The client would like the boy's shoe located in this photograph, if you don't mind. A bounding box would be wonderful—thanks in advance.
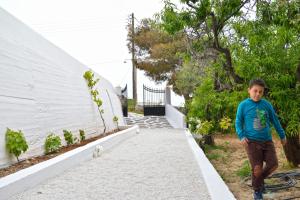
[253,190,263,200]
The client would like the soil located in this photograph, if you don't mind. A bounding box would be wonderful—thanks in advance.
[0,129,119,178]
[204,134,300,200]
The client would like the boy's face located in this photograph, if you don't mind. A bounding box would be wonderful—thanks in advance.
[248,84,264,102]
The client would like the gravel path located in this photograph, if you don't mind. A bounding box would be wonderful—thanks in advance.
[9,128,211,200]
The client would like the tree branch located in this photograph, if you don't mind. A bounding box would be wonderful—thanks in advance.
[186,1,198,10]
[218,0,250,32]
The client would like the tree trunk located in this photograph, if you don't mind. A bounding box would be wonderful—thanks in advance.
[203,134,215,146]
[210,12,244,84]
[283,135,300,167]
[296,61,300,82]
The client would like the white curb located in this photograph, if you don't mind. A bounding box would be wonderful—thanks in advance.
[0,125,139,200]
[184,129,236,200]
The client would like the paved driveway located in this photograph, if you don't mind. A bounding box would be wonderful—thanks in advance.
[10,128,211,200]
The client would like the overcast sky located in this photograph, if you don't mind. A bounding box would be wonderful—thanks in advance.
[0,0,184,105]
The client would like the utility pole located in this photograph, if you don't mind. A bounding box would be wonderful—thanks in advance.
[131,13,137,103]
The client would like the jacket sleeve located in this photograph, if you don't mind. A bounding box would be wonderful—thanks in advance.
[268,102,286,139]
[235,102,245,140]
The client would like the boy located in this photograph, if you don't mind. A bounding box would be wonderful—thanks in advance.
[235,78,286,200]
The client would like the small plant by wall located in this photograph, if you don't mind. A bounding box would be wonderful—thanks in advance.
[5,128,28,162]
[113,116,119,130]
[79,129,85,142]
[63,130,74,145]
[44,133,61,154]
[83,70,106,133]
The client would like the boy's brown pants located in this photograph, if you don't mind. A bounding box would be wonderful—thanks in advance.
[245,140,278,191]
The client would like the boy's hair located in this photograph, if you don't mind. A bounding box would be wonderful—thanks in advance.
[249,78,267,89]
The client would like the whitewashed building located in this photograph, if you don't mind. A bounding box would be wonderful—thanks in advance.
[0,7,125,167]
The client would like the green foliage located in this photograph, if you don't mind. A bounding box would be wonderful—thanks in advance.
[79,130,85,142]
[207,152,222,160]
[127,99,143,114]
[45,133,61,154]
[83,70,106,133]
[231,1,300,138]
[173,60,204,100]
[219,116,233,133]
[113,116,120,130]
[187,117,200,133]
[160,3,183,35]
[5,128,28,162]
[187,78,247,132]
[236,160,251,178]
[128,99,136,112]
[83,70,99,88]
[196,120,213,135]
[159,0,300,164]
[113,116,118,123]
[63,130,74,145]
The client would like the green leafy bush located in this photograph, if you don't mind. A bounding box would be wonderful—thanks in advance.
[63,130,74,145]
[5,128,28,162]
[187,78,247,132]
[45,133,61,154]
[219,116,233,133]
[187,117,200,133]
[196,120,213,135]
[79,129,85,142]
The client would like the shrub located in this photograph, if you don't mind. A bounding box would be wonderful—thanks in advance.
[63,130,74,145]
[45,133,61,154]
[187,117,200,133]
[113,116,119,130]
[196,120,213,135]
[79,129,85,142]
[5,128,28,162]
[219,116,233,133]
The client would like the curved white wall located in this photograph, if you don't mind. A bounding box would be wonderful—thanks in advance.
[0,7,125,167]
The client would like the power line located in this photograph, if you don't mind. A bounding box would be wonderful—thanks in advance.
[87,59,130,66]
[28,16,130,33]
[31,22,128,34]
[118,66,131,86]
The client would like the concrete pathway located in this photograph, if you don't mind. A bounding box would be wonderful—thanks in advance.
[9,128,211,200]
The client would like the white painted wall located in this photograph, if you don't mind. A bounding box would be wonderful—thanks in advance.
[165,104,186,129]
[0,7,125,167]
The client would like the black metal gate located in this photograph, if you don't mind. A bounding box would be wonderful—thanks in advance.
[121,84,128,117]
[143,85,165,116]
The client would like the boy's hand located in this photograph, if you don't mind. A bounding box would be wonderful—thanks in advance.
[281,138,287,146]
[241,138,249,146]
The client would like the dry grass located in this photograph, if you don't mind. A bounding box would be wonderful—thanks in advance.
[203,134,300,200]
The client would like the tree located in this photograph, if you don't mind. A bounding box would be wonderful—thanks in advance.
[232,0,300,166]
[127,18,186,82]
[127,17,217,101]
[161,0,300,165]
[171,60,204,100]
[161,0,247,89]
